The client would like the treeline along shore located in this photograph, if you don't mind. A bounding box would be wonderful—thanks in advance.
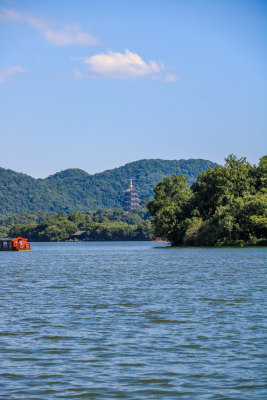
[1,208,152,242]
[0,155,266,246]
[148,155,267,247]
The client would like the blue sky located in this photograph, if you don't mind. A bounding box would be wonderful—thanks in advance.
[0,0,266,178]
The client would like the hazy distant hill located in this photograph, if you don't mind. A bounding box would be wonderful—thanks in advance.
[0,159,216,216]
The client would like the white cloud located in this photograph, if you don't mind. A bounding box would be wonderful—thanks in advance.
[72,69,83,79]
[165,74,178,82]
[71,50,179,82]
[0,8,47,29]
[74,49,163,79]
[44,24,98,46]
[0,65,25,83]
[0,8,98,46]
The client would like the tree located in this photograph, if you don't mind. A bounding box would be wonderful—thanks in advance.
[147,175,192,245]
[148,155,267,246]
[191,155,255,220]
[7,210,153,241]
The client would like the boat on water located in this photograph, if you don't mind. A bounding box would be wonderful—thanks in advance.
[154,237,168,242]
[0,237,31,251]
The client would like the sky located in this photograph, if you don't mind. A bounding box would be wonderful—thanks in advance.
[0,0,266,178]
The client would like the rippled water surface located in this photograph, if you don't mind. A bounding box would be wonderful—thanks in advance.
[0,242,266,399]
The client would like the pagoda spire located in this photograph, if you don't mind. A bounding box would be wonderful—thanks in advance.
[123,178,140,211]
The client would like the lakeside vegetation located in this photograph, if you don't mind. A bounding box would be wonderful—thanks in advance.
[1,155,266,246]
[3,208,152,242]
[148,155,267,247]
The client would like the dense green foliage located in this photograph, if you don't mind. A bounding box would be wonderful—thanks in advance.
[148,155,267,246]
[6,208,153,242]
[0,159,216,216]
[147,175,191,244]
[0,211,56,237]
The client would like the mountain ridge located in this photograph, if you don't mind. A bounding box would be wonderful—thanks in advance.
[0,158,216,216]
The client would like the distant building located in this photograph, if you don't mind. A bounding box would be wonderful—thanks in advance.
[123,179,140,211]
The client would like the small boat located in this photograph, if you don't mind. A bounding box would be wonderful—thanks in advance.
[0,237,31,251]
[154,237,168,242]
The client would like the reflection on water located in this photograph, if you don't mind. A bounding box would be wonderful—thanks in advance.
[0,242,266,399]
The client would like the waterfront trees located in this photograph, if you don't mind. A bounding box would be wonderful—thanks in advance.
[6,207,153,242]
[3,155,266,246]
[147,175,192,245]
[148,155,267,246]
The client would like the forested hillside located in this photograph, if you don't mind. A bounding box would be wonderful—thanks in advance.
[0,159,216,216]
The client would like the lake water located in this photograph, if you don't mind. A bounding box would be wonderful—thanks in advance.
[0,242,266,399]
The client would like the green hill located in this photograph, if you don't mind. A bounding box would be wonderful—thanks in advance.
[0,159,216,216]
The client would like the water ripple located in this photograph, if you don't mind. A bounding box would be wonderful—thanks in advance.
[0,242,266,399]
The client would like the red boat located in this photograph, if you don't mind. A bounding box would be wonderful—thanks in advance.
[154,237,168,242]
[0,237,31,251]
